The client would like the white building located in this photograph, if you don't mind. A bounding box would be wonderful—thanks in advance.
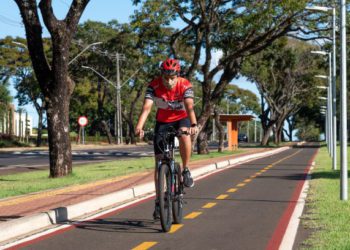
[0,104,33,137]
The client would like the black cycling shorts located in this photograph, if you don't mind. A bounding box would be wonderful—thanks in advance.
[153,117,190,155]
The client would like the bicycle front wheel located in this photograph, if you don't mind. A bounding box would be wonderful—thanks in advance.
[172,163,183,224]
[158,163,172,232]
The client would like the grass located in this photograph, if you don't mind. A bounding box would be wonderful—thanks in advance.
[301,146,350,249]
[0,149,245,199]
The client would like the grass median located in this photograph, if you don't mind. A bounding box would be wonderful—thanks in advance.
[302,145,350,249]
[0,149,248,199]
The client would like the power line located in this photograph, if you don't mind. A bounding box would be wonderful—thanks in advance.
[0,14,23,27]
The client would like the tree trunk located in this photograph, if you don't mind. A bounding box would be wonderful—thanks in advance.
[100,120,113,144]
[214,108,224,152]
[36,108,44,147]
[261,125,274,146]
[197,129,210,154]
[47,93,72,177]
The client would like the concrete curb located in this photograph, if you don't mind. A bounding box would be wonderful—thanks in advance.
[0,146,289,245]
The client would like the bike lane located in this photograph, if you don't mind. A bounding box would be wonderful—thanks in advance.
[9,147,317,250]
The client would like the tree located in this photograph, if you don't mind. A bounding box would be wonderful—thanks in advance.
[133,0,319,153]
[242,38,323,145]
[0,37,47,146]
[14,0,90,177]
[70,20,170,144]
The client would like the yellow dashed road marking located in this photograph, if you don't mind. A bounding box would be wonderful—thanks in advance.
[261,169,267,173]
[185,212,202,219]
[202,202,217,208]
[227,188,238,193]
[169,224,183,233]
[216,194,229,200]
[132,241,157,250]
[237,183,246,187]
[243,179,252,183]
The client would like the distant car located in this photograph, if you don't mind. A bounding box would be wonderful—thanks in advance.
[238,134,248,142]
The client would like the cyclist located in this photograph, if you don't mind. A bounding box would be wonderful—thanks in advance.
[135,58,198,219]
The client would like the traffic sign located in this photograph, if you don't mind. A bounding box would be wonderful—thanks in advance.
[78,116,88,127]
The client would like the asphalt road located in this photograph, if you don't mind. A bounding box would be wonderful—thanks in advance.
[0,145,154,175]
[13,146,317,250]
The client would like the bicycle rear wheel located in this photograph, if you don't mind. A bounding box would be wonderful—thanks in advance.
[172,163,183,224]
[158,163,172,232]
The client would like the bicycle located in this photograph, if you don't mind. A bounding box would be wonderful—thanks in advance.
[156,126,187,232]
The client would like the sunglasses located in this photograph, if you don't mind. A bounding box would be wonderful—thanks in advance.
[161,69,178,76]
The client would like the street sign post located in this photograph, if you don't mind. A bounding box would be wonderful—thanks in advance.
[78,116,88,145]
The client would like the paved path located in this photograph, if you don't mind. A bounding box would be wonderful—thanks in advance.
[1,146,317,250]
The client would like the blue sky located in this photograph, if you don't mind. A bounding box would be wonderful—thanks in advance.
[0,0,259,126]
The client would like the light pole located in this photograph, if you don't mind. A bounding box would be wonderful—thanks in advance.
[68,42,102,65]
[313,52,334,161]
[340,0,348,201]
[307,5,338,171]
[316,72,333,157]
[82,65,122,144]
[319,96,329,149]
[13,41,103,65]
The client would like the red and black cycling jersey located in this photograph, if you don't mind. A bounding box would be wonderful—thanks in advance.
[145,76,194,123]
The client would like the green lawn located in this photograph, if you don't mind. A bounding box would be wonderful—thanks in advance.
[302,145,350,249]
[0,149,245,199]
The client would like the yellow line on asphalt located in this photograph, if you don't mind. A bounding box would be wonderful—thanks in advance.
[169,224,183,233]
[261,169,267,172]
[132,241,157,250]
[185,212,202,219]
[216,194,229,200]
[227,188,238,193]
[202,202,217,208]
[243,179,252,183]
[0,172,148,208]
[250,175,257,178]
[236,183,246,187]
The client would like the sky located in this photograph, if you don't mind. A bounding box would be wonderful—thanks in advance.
[0,0,259,127]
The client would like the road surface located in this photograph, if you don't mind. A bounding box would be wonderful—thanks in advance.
[11,146,317,250]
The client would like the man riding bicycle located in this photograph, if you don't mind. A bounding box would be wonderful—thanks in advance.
[135,58,198,219]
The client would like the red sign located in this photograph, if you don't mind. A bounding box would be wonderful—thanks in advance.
[78,116,88,127]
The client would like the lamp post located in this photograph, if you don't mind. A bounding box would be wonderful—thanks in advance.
[319,96,329,149]
[82,65,123,144]
[316,71,333,157]
[307,5,338,171]
[68,42,102,65]
[340,0,348,201]
[313,52,334,160]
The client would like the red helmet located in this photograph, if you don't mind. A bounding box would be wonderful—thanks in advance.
[161,58,180,75]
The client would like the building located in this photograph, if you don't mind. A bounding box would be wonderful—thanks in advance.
[0,104,33,137]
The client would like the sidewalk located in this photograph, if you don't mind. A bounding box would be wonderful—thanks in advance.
[0,146,289,246]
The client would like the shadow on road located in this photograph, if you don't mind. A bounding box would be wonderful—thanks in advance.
[71,218,162,234]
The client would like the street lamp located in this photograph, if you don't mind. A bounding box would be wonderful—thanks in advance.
[307,4,346,200]
[340,0,348,201]
[308,6,338,171]
[82,65,123,144]
[313,51,336,166]
[68,42,102,65]
[12,41,103,65]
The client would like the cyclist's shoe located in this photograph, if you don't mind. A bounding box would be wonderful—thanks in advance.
[182,167,194,188]
[153,202,160,220]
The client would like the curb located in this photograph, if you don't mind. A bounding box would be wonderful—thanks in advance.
[0,146,289,245]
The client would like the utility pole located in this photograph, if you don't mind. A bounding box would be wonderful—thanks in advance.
[115,53,125,144]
